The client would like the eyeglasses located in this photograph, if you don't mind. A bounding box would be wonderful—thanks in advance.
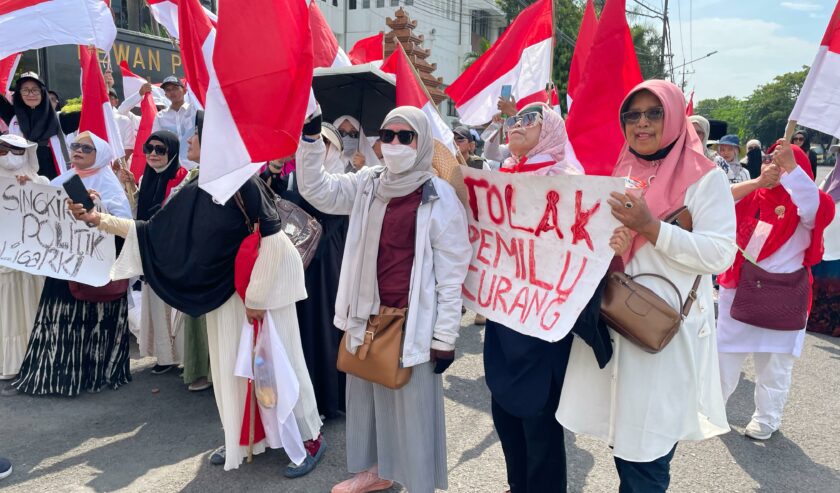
[378,129,417,145]
[143,144,168,155]
[791,137,805,143]
[19,88,41,96]
[0,145,25,156]
[621,107,665,124]
[504,111,542,130]
[339,130,359,139]
[69,143,96,154]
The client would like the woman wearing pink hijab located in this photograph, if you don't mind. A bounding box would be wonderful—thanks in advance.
[556,80,738,492]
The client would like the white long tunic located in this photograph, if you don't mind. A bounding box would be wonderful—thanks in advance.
[717,167,821,357]
[556,168,737,462]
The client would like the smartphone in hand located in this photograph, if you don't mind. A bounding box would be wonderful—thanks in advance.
[500,85,512,101]
[62,174,95,211]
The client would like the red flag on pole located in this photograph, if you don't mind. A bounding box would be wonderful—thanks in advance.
[310,1,350,68]
[177,0,214,107]
[128,93,159,182]
[348,32,385,66]
[565,0,642,176]
[685,90,694,116]
[567,0,599,110]
[0,53,21,94]
[79,45,125,159]
[789,1,840,137]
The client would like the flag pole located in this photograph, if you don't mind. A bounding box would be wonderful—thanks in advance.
[785,120,798,142]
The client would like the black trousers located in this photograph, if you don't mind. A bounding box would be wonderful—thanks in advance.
[491,382,566,493]
[614,445,677,493]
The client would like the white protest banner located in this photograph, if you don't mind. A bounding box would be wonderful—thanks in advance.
[460,168,623,342]
[0,177,115,286]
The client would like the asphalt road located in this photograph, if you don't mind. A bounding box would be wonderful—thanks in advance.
[1,308,838,493]
[1,166,837,492]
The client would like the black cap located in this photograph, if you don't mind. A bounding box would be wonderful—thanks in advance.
[161,75,184,89]
[453,126,475,142]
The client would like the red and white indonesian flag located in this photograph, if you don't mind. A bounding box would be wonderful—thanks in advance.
[1,53,21,94]
[198,0,314,204]
[148,0,217,40]
[129,91,159,182]
[790,1,840,137]
[0,0,116,60]
[119,60,168,106]
[381,43,455,152]
[567,0,598,110]
[565,0,641,176]
[349,32,384,66]
[310,1,350,68]
[445,0,553,125]
[79,45,125,160]
[178,0,214,107]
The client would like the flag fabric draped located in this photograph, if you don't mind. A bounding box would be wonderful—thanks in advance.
[129,92,159,182]
[565,0,642,176]
[198,0,314,204]
[445,0,553,126]
[348,32,385,66]
[1,54,21,94]
[686,90,694,116]
[79,45,125,160]
[310,1,350,68]
[567,0,598,110]
[178,0,215,108]
[789,1,840,137]
[0,0,116,60]
[119,61,168,106]
[381,43,455,153]
[148,0,217,40]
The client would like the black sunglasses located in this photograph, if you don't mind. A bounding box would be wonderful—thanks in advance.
[339,130,359,139]
[143,143,168,156]
[69,142,96,154]
[621,107,664,124]
[378,129,416,145]
[0,145,26,156]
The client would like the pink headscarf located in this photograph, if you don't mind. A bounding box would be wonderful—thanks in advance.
[503,103,568,170]
[612,80,716,262]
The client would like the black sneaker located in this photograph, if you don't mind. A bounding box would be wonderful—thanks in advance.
[0,457,12,480]
[151,364,177,375]
[209,446,225,466]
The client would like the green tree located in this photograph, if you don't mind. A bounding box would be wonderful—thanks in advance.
[744,67,809,146]
[464,38,492,70]
[696,95,748,140]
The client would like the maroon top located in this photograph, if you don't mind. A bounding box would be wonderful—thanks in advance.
[377,187,423,308]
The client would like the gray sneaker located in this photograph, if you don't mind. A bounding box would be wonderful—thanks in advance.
[209,446,225,465]
[745,419,775,440]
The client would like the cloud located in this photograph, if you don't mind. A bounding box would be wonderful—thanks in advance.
[669,17,816,101]
[780,1,822,12]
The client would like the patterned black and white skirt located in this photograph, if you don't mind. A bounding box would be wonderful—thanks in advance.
[13,278,132,396]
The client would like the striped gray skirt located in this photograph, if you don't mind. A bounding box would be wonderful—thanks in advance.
[345,361,448,492]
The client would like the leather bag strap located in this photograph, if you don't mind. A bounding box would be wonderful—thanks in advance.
[629,272,703,319]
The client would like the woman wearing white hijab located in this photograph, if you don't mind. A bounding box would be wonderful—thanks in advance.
[334,115,366,171]
[0,135,46,380]
[5,132,133,396]
[297,106,472,493]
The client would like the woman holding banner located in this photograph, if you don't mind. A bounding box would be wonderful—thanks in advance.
[556,80,737,492]
[296,106,471,493]
[6,132,132,397]
[0,135,47,382]
[481,102,617,493]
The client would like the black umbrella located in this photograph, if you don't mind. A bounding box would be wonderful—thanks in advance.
[312,64,396,135]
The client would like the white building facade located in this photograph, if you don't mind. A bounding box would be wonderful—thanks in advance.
[316,0,507,117]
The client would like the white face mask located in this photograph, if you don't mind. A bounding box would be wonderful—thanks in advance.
[341,135,359,155]
[381,143,417,174]
[0,153,28,172]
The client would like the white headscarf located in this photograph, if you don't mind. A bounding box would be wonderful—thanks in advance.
[334,115,361,161]
[688,115,716,161]
[343,106,435,353]
[0,134,42,181]
[51,131,132,219]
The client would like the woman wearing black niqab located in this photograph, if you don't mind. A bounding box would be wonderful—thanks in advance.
[0,73,69,179]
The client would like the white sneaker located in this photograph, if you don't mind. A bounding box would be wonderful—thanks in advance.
[745,419,775,440]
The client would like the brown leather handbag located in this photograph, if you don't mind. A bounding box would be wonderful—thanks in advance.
[336,306,412,389]
[599,206,701,353]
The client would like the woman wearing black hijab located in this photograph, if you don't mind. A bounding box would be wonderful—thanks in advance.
[0,73,69,179]
[125,130,188,374]
[791,131,819,179]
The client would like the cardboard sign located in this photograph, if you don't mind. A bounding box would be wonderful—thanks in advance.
[0,177,116,286]
[461,168,623,342]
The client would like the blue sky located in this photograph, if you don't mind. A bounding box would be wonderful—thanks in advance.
[652,0,835,101]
